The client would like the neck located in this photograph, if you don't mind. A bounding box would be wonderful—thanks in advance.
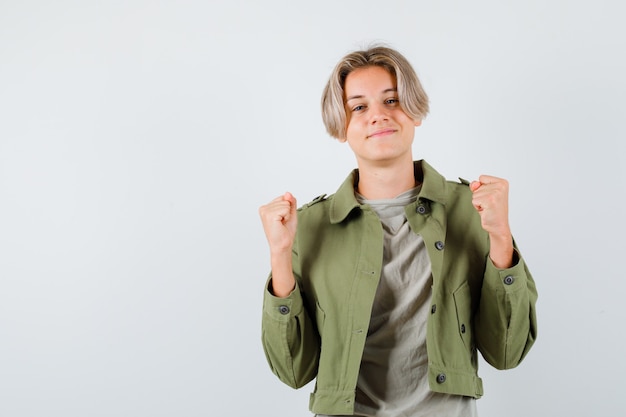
[355,159,417,200]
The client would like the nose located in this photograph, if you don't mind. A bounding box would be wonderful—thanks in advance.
[369,102,389,124]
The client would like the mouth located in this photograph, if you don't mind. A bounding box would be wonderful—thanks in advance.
[367,128,397,139]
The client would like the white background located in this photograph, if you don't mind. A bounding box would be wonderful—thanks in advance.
[1,0,625,416]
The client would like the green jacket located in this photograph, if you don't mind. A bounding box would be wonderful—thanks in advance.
[262,160,538,415]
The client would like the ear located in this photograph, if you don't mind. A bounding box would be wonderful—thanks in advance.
[414,119,422,127]
[337,135,348,143]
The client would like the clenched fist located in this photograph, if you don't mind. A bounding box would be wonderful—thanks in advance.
[259,192,298,254]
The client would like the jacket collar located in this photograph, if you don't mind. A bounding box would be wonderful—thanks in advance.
[329,160,448,224]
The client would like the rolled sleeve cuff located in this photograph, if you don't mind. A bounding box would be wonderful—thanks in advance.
[263,275,304,321]
[484,248,528,293]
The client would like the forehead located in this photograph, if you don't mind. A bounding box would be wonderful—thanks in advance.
[344,66,397,97]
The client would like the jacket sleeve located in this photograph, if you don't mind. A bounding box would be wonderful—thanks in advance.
[261,276,320,389]
[474,247,538,370]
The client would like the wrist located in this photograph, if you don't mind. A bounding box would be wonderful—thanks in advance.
[488,232,514,269]
[269,251,295,298]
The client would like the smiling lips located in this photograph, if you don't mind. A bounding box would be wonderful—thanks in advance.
[367,128,397,139]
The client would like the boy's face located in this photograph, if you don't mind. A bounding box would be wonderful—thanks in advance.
[342,65,421,167]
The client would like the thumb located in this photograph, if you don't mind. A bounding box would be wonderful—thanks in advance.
[469,181,481,192]
[283,192,297,210]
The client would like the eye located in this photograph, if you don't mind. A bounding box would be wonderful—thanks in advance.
[352,104,366,112]
[385,98,399,106]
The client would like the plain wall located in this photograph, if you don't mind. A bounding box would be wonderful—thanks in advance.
[1,0,625,416]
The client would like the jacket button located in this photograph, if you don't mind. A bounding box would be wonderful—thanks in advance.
[431,304,436,314]
[435,241,445,251]
[278,305,290,315]
[416,200,430,214]
[461,324,466,334]
[436,373,446,384]
[503,275,515,285]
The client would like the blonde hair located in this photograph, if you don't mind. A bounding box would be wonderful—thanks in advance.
[321,45,429,140]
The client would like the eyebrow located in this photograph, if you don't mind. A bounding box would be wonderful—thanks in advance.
[346,88,397,102]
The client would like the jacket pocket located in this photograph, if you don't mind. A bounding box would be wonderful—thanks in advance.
[315,301,326,337]
[453,282,474,352]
